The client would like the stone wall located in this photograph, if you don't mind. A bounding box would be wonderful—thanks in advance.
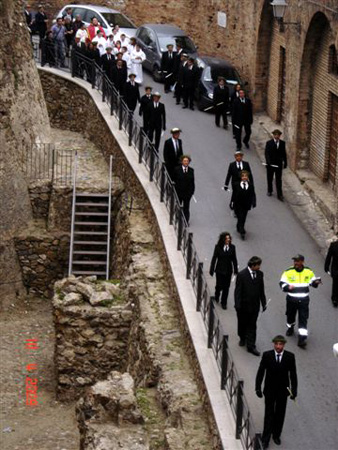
[53,276,132,402]
[0,0,51,304]
[28,181,52,220]
[14,227,69,297]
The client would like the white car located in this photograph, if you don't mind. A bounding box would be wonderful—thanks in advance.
[56,4,136,39]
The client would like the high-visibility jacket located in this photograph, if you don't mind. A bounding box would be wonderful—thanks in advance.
[280,266,318,300]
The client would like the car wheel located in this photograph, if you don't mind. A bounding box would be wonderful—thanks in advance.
[152,65,162,82]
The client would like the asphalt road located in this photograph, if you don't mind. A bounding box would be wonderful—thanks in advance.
[139,71,338,450]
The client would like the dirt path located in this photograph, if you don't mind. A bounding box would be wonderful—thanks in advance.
[0,295,79,450]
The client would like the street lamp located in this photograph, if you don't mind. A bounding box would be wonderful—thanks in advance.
[270,0,301,33]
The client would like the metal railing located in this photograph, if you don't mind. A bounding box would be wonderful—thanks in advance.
[106,155,113,280]
[34,47,263,450]
[68,151,78,277]
[23,143,74,186]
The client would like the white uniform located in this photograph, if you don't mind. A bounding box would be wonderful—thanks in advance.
[130,48,146,84]
[92,36,107,56]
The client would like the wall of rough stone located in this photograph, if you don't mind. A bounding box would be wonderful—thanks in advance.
[0,0,51,304]
[14,228,69,297]
[28,181,52,220]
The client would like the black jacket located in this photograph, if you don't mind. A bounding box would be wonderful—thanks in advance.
[146,102,166,130]
[210,244,238,276]
[182,64,199,89]
[255,350,298,398]
[112,66,127,93]
[213,85,230,109]
[174,166,195,200]
[123,81,140,112]
[139,94,153,117]
[224,161,254,188]
[232,97,253,126]
[161,51,177,74]
[232,181,256,210]
[325,241,338,277]
[101,53,116,80]
[265,139,287,169]
[163,138,183,179]
[234,267,266,313]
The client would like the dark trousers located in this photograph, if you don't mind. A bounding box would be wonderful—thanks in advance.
[215,106,228,127]
[235,123,251,149]
[215,272,231,307]
[164,73,174,92]
[331,275,338,304]
[148,126,161,150]
[234,206,248,234]
[286,298,309,332]
[267,166,283,196]
[178,196,191,224]
[237,310,259,348]
[262,394,288,444]
[183,87,194,108]
[175,83,183,104]
[54,41,65,66]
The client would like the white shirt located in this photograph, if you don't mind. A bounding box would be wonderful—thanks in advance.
[274,351,284,362]
[241,181,248,190]
[248,267,256,280]
[172,138,179,153]
[237,162,243,170]
[223,245,229,252]
[274,139,280,149]
[76,28,88,43]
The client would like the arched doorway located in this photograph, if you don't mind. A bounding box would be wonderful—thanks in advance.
[296,12,333,174]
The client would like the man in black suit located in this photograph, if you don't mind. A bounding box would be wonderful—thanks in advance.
[256,335,298,449]
[325,239,338,307]
[139,86,153,134]
[101,45,115,81]
[146,92,166,150]
[231,170,256,239]
[174,53,188,105]
[224,150,254,199]
[72,36,86,78]
[161,44,177,93]
[174,155,195,224]
[182,57,199,110]
[232,89,253,150]
[235,256,267,355]
[265,129,287,201]
[163,127,183,180]
[213,77,230,129]
[113,59,127,94]
[123,73,140,113]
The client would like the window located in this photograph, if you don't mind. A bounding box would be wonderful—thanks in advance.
[138,28,151,46]
[71,7,87,20]
[101,13,135,29]
[328,45,338,76]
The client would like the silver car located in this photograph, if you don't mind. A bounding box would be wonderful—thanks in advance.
[135,24,198,81]
[56,4,136,38]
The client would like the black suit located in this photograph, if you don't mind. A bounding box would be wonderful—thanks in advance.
[234,267,266,349]
[256,349,298,446]
[232,181,256,235]
[123,81,140,113]
[224,160,254,190]
[232,97,253,149]
[182,64,199,109]
[163,138,183,180]
[173,165,195,223]
[113,65,127,94]
[210,243,238,308]
[146,102,166,150]
[325,241,338,306]
[101,53,115,81]
[175,60,187,104]
[161,51,177,92]
[213,85,230,127]
[139,94,153,133]
[265,139,287,197]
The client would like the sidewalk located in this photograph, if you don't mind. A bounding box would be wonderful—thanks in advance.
[251,112,337,255]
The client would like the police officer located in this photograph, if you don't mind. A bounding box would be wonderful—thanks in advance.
[280,255,321,348]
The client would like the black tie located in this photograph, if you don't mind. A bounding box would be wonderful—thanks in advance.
[252,272,256,280]
[277,354,281,363]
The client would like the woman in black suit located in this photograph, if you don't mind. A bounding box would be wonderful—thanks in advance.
[209,232,238,309]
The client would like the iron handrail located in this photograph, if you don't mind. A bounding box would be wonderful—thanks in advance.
[106,155,113,280]
[68,151,78,276]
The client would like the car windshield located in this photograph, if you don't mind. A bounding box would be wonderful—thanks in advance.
[204,66,240,84]
[101,13,134,28]
[158,36,196,53]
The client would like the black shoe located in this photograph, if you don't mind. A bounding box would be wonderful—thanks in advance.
[223,124,228,129]
[243,141,249,149]
[267,192,272,197]
[333,301,338,307]
[286,327,294,336]
[247,347,260,356]
[216,123,220,127]
[214,297,219,304]
[239,339,246,347]
[221,304,227,310]
[273,437,281,445]
[241,233,245,240]
[182,105,188,109]
[298,336,307,348]
[262,442,269,450]
[176,101,180,105]
[190,106,194,110]
[278,195,284,202]
[164,90,169,93]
